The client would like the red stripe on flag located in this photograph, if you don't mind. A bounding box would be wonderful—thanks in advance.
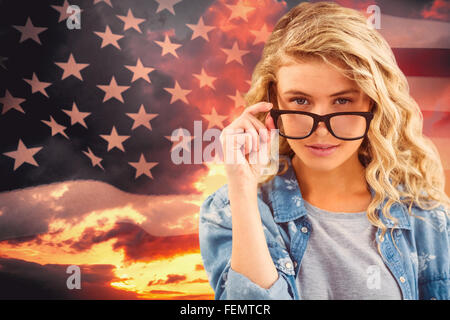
[393,48,450,77]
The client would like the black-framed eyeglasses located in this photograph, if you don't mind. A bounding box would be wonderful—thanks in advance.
[267,82,374,141]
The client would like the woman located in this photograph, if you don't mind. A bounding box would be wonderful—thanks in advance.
[199,1,449,300]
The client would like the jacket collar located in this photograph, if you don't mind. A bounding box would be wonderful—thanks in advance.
[266,155,412,230]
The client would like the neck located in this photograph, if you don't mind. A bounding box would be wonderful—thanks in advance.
[291,153,369,203]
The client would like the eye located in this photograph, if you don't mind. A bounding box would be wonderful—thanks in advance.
[335,98,352,104]
[292,98,309,105]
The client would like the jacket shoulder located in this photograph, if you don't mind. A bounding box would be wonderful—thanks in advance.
[199,184,232,229]
[407,203,449,290]
[408,202,448,234]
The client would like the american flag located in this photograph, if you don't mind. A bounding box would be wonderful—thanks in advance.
[0,0,448,299]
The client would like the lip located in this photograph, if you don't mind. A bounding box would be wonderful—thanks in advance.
[306,144,339,157]
[306,144,339,148]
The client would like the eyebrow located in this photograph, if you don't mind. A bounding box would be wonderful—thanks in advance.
[283,89,360,97]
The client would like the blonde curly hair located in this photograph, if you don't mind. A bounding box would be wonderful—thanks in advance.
[244,1,450,240]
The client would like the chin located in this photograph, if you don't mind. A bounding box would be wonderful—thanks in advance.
[292,147,346,171]
[295,143,361,172]
[303,160,341,172]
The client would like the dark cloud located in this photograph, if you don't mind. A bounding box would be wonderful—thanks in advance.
[0,179,205,242]
[1,220,200,265]
[2,234,41,245]
[165,274,187,284]
[171,293,214,300]
[68,222,199,263]
[0,257,138,299]
[147,274,187,286]
[148,290,184,295]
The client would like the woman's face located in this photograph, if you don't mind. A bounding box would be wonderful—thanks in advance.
[275,57,373,172]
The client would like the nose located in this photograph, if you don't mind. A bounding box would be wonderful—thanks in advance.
[315,121,330,136]
[311,105,332,136]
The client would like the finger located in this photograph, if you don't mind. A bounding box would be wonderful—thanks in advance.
[222,112,268,154]
[221,119,257,156]
[243,121,259,154]
[220,127,242,146]
[222,132,252,164]
[243,132,253,156]
[246,113,269,143]
[226,105,268,133]
[246,113,267,131]
[237,133,253,161]
[222,129,247,150]
[243,101,273,116]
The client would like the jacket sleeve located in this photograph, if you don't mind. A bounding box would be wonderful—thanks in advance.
[198,187,294,300]
[418,205,450,300]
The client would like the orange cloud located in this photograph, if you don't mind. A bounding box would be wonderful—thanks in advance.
[195,264,204,271]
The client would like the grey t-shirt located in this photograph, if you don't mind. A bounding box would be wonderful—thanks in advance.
[296,200,403,300]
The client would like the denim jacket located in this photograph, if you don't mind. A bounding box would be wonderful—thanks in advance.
[199,155,449,300]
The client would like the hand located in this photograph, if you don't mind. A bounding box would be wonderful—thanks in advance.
[219,102,276,189]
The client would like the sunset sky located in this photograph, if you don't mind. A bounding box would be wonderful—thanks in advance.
[0,161,226,299]
[0,0,448,299]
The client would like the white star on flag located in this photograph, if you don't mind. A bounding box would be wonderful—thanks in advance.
[100,126,130,152]
[62,102,91,129]
[51,0,83,23]
[117,8,146,33]
[193,68,217,90]
[225,1,255,22]
[227,89,247,108]
[41,116,69,139]
[23,72,52,98]
[201,107,228,129]
[250,23,272,45]
[128,153,158,179]
[221,41,250,65]
[126,105,159,131]
[0,90,26,115]
[96,76,130,103]
[186,17,215,41]
[13,17,47,45]
[125,58,155,83]
[164,80,191,104]
[82,147,104,170]
[93,0,113,7]
[94,25,124,49]
[3,139,43,171]
[55,53,89,81]
[155,0,182,15]
[154,34,182,58]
